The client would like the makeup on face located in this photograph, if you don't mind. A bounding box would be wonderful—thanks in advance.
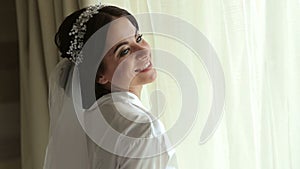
[101,17,157,89]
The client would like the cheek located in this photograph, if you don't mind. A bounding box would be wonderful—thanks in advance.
[110,59,136,83]
[101,57,117,80]
[118,57,138,73]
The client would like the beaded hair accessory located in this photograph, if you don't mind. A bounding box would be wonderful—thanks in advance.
[67,4,105,65]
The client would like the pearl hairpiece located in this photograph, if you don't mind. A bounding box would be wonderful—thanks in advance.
[67,4,105,65]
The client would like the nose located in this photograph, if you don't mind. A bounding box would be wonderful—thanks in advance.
[132,42,148,51]
[132,44,150,61]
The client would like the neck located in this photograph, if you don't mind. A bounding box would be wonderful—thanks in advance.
[109,83,142,99]
[129,85,142,99]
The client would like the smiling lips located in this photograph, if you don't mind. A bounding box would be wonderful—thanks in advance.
[134,61,152,72]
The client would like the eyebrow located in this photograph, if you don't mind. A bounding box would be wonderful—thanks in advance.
[113,41,129,53]
[113,30,138,54]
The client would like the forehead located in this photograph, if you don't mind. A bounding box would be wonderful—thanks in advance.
[105,17,137,50]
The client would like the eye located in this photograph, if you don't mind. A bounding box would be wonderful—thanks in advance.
[136,34,143,43]
[119,48,130,57]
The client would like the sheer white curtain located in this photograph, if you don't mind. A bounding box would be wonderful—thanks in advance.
[102,0,300,169]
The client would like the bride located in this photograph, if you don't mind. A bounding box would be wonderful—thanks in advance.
[43,3,177,169]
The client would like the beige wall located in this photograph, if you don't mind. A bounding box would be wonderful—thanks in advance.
[0,1,21,169]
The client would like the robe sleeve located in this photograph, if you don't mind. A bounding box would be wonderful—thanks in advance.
[95,101,177,169]
[116,122,172,169]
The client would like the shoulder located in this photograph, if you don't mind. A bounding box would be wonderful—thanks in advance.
[99,101,153,138]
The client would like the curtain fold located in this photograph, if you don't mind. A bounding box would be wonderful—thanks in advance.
[15,0,99,169]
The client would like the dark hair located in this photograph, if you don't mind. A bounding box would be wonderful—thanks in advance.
[55,5,139,101]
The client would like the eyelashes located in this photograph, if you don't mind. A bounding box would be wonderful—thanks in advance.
[136,34,143,43]
[119,48,130,57]
[119,34,143,57]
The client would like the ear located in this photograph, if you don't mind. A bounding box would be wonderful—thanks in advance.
[96,75,109,85]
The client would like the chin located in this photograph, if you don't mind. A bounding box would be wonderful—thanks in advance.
[144,68,157,84]
[134,68,157,85]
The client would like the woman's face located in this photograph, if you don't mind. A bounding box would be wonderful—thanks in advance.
[98,17,157,90]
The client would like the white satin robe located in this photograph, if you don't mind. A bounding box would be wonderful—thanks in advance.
[86,91,178,169]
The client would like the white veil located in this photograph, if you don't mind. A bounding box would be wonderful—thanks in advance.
[43,58,90,169]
